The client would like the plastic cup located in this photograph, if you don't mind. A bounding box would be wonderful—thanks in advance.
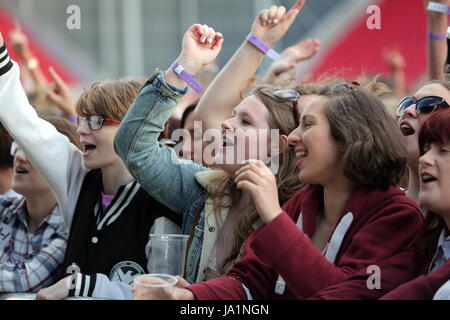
[147,234,189,276]
[133,273,178,300]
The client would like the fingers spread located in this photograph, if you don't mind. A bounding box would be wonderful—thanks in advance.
[48,67,65,88]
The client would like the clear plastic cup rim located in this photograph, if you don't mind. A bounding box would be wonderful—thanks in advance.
[133,274,178,287]
[149,234,190,241]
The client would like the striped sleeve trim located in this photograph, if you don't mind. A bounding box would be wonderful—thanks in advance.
[0,44,12,76]
[68,273,97,297]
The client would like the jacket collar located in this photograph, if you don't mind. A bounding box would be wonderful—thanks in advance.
[194,169,223,192]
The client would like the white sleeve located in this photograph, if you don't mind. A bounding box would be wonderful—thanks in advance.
[433,279,450,300]
[0,58,88,231]
[71,273,133,300]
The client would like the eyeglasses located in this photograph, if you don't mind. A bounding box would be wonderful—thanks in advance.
[77,115,121,131]
[396,96,450,117]
[273,89,301,128]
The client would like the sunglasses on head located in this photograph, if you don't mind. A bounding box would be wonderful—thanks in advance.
[273,89,301,128]
[77,115,121,131]
[396,96,450,117]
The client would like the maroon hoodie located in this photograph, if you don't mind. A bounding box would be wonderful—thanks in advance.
[309,216,449,300]
[186,185,423,300]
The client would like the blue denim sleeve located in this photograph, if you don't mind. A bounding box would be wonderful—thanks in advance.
[114,69,208,216]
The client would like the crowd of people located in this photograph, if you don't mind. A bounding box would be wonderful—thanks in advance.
[0,0,449,300]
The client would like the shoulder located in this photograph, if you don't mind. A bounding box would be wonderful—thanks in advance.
[353,186,423,225]
[0,196,25,220]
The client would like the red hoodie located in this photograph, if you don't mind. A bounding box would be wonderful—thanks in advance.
[309,217,449,300]
[186,185,423,300]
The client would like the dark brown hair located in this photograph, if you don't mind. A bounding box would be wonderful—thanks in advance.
[318,82,407,190]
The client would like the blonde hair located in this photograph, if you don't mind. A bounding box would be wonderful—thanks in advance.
[75,78,145,121]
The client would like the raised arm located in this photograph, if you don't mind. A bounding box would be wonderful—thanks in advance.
[46,67,78,122]
[193,0,306,132]
[262,37,320,86]
[9,21,48,90]
[426,0,449,80]
[114,24,223,218]
[0,32,87,230]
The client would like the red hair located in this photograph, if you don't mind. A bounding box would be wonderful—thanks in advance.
[419,108,450,155]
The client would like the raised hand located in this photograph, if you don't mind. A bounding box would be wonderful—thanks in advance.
[177,24,224,75]
[383,49,405,72]
[267,38,320,77]
[46,67,77,118]
[234,160,283,224]
[251,0,306,46]
[9,21,31,60]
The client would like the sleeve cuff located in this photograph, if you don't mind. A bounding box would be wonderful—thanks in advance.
[0,44,13,76]
[68,273,97,297]
[144,68,188,97]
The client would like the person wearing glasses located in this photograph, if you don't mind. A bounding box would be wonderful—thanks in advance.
[0,117,80,293]
[396,81,450,204]
[0,35,181,299]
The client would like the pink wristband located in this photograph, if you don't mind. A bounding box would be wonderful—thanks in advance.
[171,62,204,94]
[246,33,281,60]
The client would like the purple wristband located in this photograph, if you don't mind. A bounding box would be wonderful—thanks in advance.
[171,62,204,94]
[429,32,448,41]
[246,33,281,60]
[67,115,78,124]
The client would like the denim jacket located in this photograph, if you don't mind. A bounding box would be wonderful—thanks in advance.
[114,69,210,283]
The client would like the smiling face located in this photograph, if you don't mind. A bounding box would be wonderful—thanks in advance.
[76,119,123,170]
[287,96,344,186]
[419,142,450,216]
[11,146,52,197]
[398,83,450,166]
[215,95,273,175]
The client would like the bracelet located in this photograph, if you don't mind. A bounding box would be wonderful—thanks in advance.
[427,1,450,14]
[171,61,204,94]
[429,31,448,40]
[246,33,281,60]
[67,115,78,124]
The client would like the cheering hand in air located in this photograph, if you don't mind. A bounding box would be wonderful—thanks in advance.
[251,0,306,47]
